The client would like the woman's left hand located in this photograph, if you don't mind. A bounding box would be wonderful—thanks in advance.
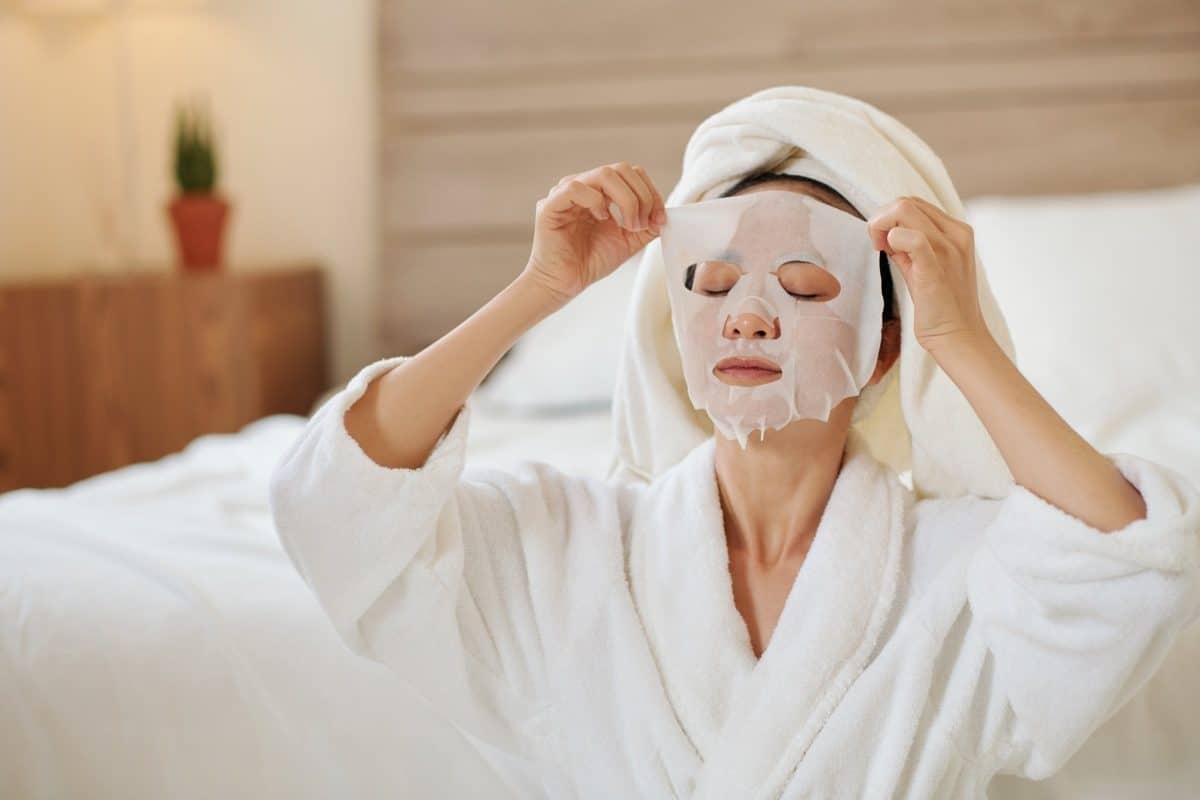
[866,196,992,355]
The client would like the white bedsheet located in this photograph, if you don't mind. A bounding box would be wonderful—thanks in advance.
[0,404,614,799]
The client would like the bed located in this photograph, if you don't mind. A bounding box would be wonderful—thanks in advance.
[2,183,1199,798]
[0,404,614,799]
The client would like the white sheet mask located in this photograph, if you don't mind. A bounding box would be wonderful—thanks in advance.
[660,189,884,448]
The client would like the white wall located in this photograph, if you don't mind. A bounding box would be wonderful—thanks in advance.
[0,0,379,384]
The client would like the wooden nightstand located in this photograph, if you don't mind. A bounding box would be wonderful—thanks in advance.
[0,263,329,491]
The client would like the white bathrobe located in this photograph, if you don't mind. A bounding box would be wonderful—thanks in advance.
[270,356,1200,799]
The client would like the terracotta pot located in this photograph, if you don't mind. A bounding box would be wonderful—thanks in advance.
[167,193,231,270]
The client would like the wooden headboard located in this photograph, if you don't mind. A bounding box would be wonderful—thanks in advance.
[378,1,1200,355]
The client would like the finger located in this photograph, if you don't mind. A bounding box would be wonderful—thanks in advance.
[902,194,979,256]
[867,197,951,258]
[589,165,644,230]
[866,197,933,252]
[905,195,974,257]
[885,226,938,276]
[898,196,952,237]
[545,179,610,222]
[634,165,667,226]
[630,164,666,227]
[901,200,961,264]
[612,162,656,230]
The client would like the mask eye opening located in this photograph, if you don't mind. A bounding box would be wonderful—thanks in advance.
[685,260,742,297]
[773,261,841,302]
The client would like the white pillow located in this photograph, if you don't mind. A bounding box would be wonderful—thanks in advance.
[967,182,1200,800]
[966,182,1200,485]
[473,258,640,415]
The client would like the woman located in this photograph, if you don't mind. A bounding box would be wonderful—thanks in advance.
[270,87,1200,799]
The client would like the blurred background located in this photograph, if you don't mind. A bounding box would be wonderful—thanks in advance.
[2,2,1199,798]
[2,0,1199,489]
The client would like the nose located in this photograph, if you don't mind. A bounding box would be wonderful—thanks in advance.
[723,311,780,340]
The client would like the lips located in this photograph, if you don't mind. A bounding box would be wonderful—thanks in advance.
[715,356,782,373]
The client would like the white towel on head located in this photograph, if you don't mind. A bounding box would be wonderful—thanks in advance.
[607,85,1017,501]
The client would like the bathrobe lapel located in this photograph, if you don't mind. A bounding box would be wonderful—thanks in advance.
[630,427,909,799]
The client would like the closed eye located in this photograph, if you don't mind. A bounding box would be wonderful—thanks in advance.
[686,260,741,296]
[775,261,841,302]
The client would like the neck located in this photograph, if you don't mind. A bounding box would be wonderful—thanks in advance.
[713,397,856,568]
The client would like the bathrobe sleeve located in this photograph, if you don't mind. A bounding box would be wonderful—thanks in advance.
[268,355,561,763]
[964,452,1200,780]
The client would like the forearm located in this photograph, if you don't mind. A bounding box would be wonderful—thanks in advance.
[931,333,1147,533]
[345,270,568,469]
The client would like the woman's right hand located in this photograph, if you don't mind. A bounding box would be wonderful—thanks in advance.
[522,162,668,304]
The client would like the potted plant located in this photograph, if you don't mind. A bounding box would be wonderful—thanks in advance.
[167,98,230,270]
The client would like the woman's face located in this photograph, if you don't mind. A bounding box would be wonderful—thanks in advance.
[720,178,901,389]
[659,187,885,448]
[710,178,872,388]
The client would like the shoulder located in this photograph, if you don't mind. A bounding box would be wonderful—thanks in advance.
[456,459,641,564]
[460,459,637,521]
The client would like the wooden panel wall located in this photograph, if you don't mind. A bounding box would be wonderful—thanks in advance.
[378,0,1200,354]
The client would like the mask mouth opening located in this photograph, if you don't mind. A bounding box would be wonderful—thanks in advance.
[712,355,784,387]
[714,355,781,372]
